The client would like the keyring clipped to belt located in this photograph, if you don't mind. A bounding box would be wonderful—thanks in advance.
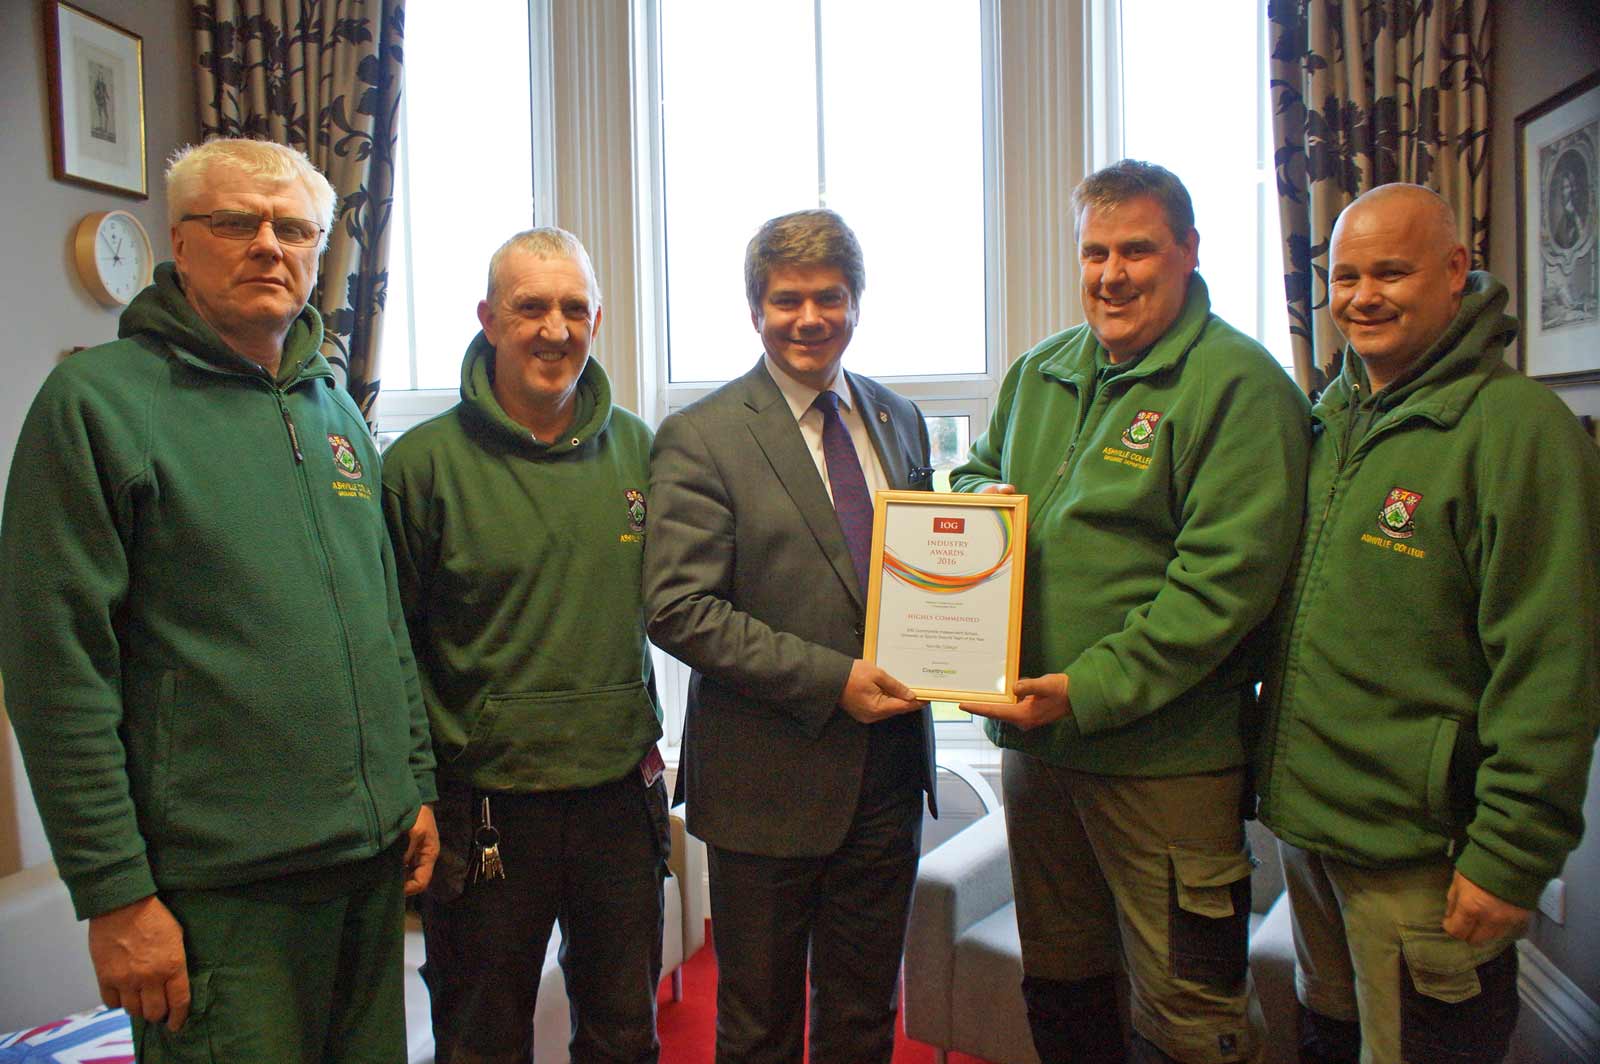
[470,794,506,883]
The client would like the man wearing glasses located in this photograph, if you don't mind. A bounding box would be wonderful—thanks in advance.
[0,137,438,1063]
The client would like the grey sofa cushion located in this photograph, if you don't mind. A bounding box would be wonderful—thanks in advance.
[951,901,1040,1064]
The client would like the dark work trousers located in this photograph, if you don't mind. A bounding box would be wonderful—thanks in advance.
[131,840,409,1064]
[420,772,669,1064]
[707,786,923,1064]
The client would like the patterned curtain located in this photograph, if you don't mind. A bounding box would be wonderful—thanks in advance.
[1269,1,1491,393]
[192,1,404,421]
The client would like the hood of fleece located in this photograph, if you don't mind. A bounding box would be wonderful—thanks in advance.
[118,262,328,383]
[458,330,615,457]
[1322,270,1519,418]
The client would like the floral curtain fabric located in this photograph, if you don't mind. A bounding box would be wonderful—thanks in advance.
[193,1,405,421]
[1269,0,1491,392]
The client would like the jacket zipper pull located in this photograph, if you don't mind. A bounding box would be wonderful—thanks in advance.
[281,407,305,463]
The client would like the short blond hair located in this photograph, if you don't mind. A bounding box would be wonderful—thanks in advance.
[166,138,338,250]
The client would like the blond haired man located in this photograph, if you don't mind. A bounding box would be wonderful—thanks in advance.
[0,138,437,1063]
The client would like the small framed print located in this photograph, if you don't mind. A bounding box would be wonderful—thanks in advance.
[863,491,1028,704]
[1516,70,1600,383]
[44,1,148,198]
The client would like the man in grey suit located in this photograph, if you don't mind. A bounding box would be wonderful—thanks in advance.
[645,209,937,1063]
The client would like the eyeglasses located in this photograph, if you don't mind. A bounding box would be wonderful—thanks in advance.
[180,210,323,247]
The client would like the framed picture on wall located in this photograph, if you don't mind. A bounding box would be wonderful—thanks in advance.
[1516,70,1600,383]
[43,1,147,198]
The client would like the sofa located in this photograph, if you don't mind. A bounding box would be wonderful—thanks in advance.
[0,807,707,1064]
[903,810,1298,1064]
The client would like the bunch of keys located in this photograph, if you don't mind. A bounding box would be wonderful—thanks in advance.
[471,795,506,883]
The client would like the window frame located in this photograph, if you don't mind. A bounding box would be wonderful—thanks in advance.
[634,0,1007,427]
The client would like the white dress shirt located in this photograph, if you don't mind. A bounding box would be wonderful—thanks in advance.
[764,353,890,503]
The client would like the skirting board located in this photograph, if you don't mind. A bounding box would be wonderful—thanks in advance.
[1516,938,1600,1062]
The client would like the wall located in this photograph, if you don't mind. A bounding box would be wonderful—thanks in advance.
[0,0,196,876]
[1487,0,1600,421]
[1486,2,1600,1055]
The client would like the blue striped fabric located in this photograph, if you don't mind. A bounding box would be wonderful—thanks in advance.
[0,1006,133,1062]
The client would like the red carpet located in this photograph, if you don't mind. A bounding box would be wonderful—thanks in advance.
[656,923,993,1063]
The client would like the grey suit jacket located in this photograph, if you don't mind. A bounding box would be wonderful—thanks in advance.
[645,359,937,857]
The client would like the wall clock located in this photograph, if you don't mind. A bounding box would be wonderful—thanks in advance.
[73,209,154,307]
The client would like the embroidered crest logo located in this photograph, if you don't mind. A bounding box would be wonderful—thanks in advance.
[624,489,646,533]
[1121,410,1162,451]
[1377,487,1422,539]
[327,434,363,480]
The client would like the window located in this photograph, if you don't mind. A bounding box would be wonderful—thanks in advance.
[640,0,1002,493]
[656,0,989,386]
[1120,0,1292,369]
[379,0,534,429]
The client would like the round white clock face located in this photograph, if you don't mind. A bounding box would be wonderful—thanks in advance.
[75,210,154,307]
[95,212,153,304]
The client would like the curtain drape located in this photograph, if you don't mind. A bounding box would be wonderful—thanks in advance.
[193,1,404,421]
[1269,0,1491,393]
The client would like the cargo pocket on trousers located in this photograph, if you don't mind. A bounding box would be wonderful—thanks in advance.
[1168,842,1253,987]
[1398,923,1519,1063]
[134,967,215,1063]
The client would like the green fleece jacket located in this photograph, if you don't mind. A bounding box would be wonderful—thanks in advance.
[1257,273,1600,910]
[0,263,435,920]
[381,334,662,793]
[952,275,1311,775]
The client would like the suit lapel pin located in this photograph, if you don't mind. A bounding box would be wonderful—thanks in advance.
[878,411,889,422]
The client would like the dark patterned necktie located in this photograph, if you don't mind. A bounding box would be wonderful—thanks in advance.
[813,389,873,593]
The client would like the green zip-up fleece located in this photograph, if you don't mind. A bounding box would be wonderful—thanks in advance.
[952,275,1311,775]
[381,334,662,793]
[1257,273,1600,910]
[0,263,436,920]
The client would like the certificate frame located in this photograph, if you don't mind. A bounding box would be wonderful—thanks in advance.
[44,0,148,198]
[863,490,1028,705]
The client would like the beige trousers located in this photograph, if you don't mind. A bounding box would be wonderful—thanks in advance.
[1003,751,1265,1063]
[1279,843,1520,1064]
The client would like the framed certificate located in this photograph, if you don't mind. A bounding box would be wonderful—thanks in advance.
[863,491,1028,704]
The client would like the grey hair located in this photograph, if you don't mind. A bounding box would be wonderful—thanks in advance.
[485,227,602,305]
[166,138,337,251]
[1072,159,1196,243]
[744,209,865,314]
